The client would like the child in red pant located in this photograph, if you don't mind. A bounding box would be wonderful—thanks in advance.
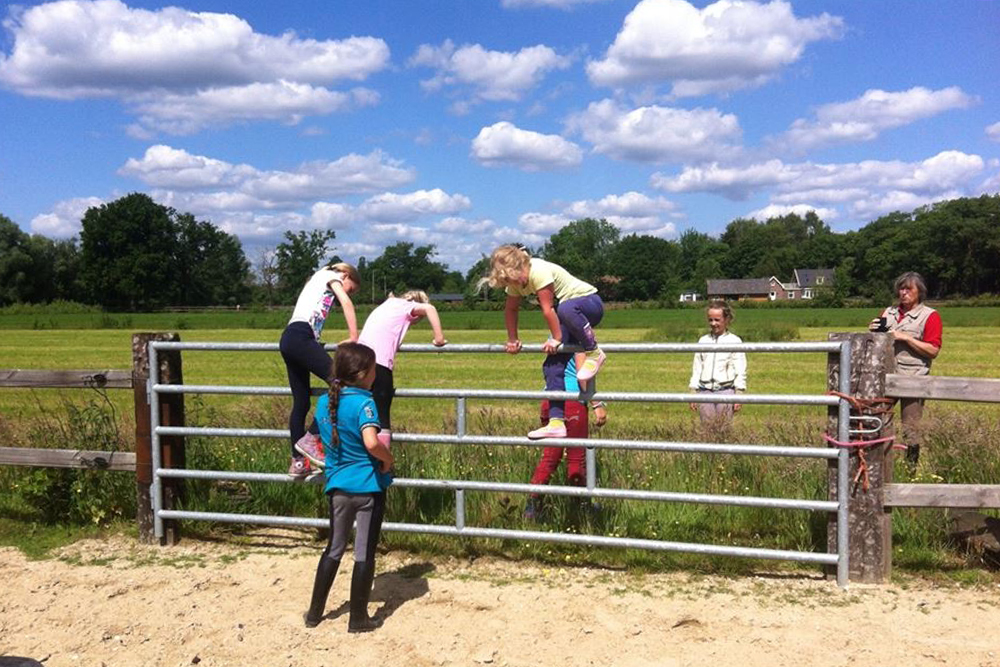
[525,357,607,519]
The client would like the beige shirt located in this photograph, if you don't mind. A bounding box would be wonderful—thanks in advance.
[505,258,597,302]
[882,302,938,376]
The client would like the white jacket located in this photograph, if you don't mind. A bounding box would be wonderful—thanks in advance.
[689,331,747,391]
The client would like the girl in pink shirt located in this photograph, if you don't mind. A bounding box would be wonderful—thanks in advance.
[358,291,448,448]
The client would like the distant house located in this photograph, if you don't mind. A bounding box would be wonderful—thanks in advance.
[706,269,835,301]
[678,290,702,303]
[792,268,835,299]
[428,293,465,303]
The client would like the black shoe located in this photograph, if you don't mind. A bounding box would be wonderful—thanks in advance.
[348,561,382,633]
[305,557,340,628]
[905,444,921,466]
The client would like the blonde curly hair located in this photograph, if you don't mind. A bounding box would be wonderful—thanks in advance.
[483,244,531,289]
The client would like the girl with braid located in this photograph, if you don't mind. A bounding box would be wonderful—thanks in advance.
[304,342,394,633]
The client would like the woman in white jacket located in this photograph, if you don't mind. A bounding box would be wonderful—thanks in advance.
[689,300,747,428]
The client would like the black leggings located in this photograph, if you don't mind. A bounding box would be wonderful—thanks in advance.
[280,322,332,457]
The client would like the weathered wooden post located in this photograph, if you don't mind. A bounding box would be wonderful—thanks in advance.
[826,332,895,583]
[133,332,185,545]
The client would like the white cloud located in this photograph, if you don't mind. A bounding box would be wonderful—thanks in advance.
[435,217,495,234]
[772,87,976,153]
[518,212,572,234]
[987,122,1000,142]
[121,146,416,204]
[654,151,987,209]
[566,99,741,163]
[0,0,389,132]
[357,189,472,223]
[745,203,838,221]
[471,121,582,171]
[586,0,843,96]
[29,196,105,237]
[651,160,792,199]
[409,39,571,106]
[130,83,380,135]
[521,191,680,237]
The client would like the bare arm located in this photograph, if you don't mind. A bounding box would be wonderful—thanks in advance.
[412,303,447,346]
[362,425,394,473]
[504,295,522,353]
[891,330,941,360]
[329,280,359,342]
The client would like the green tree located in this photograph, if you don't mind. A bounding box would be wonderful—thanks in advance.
[677,229,728,293]
[609,234,682,301]
[0,214,35,305]
[274,229,337,303]
[175,213,252,306]
[80,193,178,311]
[541,218,621,285]
[367,242,449,297]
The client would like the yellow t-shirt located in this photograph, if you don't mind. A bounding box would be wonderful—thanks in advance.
[505,258,597,302]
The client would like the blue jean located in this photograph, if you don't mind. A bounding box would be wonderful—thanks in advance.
[542,293,604,420]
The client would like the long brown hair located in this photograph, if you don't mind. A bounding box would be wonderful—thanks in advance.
[326,342,376,449]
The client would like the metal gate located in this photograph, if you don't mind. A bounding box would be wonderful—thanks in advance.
[148,340,853,587]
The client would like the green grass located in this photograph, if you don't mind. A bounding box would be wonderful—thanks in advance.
[2,308,1000,575]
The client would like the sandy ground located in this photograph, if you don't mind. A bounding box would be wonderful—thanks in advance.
[2,531,1000,667]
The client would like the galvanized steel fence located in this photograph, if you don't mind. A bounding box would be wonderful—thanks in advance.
[148,340,853,587]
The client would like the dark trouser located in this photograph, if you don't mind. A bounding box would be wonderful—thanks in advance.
[371,365,395,430]
[530,400,589,490]
[542,294,604,420]
[280,322,332,457]
[323,490,386,563]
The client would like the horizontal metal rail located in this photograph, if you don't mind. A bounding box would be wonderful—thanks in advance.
[153,382,840,407]
[151,341,842,354]
[155,425,838,459]
[157,509,836,565]
[157,468,836,512]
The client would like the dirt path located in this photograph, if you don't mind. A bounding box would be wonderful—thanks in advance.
[1,532,999,667]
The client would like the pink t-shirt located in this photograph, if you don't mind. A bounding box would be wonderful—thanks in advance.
[358,298,421,371]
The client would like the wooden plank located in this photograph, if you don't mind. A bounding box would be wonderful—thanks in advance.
[0,369,132,389]
[886,374,1000,403]
[885,483,1000,509]
[0,446,136,471]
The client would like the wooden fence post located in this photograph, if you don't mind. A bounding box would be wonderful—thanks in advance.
[826,332,896,583]
[132,332,185,545]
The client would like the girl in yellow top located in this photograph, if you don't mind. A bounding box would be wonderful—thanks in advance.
[485,244,607,439]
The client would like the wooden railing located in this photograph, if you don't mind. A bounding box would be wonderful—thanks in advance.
[0,333,185,545]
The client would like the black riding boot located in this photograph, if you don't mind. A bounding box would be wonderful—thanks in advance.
[304,557,340,628]
[905,443,921,466]
[348,561,382,633]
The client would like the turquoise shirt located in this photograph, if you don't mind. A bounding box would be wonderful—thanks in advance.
[316,388,393,494]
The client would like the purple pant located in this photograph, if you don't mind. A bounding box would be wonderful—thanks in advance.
[542,293,604,420]
[696,387,736,427]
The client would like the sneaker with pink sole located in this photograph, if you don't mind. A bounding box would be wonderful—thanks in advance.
[576,349,606,382]
[288,456,311,479]
[294,433,326,469]
[527,422,567,439]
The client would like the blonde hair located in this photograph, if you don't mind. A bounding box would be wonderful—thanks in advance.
[484,244,531,288]
[400,290,429,303]
[327,262,360,285]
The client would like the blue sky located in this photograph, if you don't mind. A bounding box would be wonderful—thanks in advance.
[1,0,998,272]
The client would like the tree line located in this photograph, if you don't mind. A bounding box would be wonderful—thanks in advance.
[1,192,998,311]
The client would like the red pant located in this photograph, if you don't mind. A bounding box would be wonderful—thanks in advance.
[530,400,589,488]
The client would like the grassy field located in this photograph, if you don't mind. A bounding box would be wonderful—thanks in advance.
[2,308,999,578]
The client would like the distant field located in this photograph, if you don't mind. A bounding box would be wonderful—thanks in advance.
[2,305,998,331]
